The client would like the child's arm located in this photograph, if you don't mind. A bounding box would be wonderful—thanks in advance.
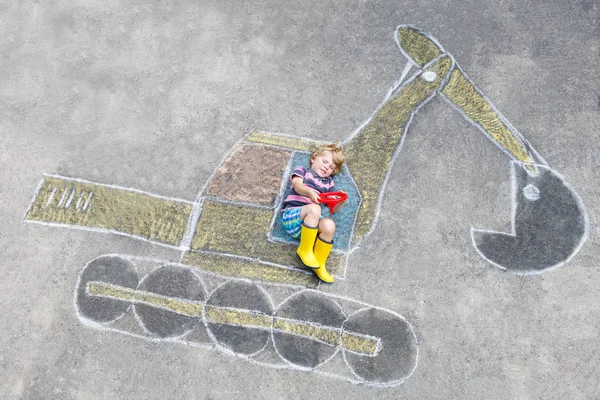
[291,177,320,204]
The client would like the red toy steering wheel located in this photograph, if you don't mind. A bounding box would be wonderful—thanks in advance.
[318,191,348,214]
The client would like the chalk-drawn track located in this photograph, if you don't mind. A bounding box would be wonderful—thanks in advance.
[76,255,138,324]
[26,25,589,386]
[135,265,206,338]
[76,255,418,386]
[206,280,273,356]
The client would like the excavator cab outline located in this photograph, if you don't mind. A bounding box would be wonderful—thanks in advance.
[23,25,589,386]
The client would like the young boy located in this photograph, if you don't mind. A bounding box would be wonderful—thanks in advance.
[281,142,346,283]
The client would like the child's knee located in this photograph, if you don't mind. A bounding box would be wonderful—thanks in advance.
[319,218,336,233]
[303,203,321,217]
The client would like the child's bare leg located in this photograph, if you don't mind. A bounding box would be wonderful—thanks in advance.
[317,218,336,242]
[300,203,321,227]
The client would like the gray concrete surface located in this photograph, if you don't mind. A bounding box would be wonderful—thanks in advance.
[1,1,599,399]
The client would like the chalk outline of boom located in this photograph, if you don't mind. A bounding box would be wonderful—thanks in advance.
[23,25,588,386]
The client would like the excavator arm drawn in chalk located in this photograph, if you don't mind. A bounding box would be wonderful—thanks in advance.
[343,25,587,274]
[23,25,589,386]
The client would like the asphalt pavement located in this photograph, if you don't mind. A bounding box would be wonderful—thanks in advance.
[1,1,599,399]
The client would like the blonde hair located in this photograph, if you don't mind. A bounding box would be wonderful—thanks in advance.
[311,142,346,175]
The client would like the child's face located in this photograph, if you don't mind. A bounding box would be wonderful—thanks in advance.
[311,151,335,178]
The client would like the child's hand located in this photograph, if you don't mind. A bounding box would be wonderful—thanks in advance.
[309,191,320,204]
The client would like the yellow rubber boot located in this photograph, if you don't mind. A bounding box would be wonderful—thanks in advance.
[312,236,334,283]
[296,223,320,269]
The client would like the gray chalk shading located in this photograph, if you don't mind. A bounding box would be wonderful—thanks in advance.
[75,255,138,324]
[134,265,206,338]
[472,162,588,274]
[74,254,419,386]
[206,281,273,357]
[272,291,346,369]
[343,307,418,385]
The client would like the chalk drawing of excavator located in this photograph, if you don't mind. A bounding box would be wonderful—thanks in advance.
[24,26,588,386]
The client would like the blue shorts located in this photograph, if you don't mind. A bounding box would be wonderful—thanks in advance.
[281,207,303,238]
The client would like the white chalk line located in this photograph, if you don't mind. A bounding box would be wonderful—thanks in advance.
[347,54,456,250]
[64,187,76,208]
[201,280,275,359]
[342,305,419,386]
[179,198,204,251]
[397,61,414,88]
[57,186,68,207]
[129,264,208,340]
[86,281,205,317]
[202,196,275,210]
[470,161,590,275]
[266,151,355,278]
[271,291,345,371]
[43,173,195,205]
[268,152,297,234]
[438,63,547,171]
[23,220,189,251]
[81,192,93,212]
[45,186,57,208]
[74,256,414,385]
[181,248,321,286]
[75,191,85,210]
[394,24,447,68]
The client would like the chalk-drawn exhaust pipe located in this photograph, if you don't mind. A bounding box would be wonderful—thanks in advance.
[76,255,418,387]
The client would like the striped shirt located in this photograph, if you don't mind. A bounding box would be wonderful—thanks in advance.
[281,166,335,210]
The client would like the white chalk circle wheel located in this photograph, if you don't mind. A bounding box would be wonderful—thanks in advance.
[272,291,346,369]
[342,307,418,385]
[421,70,437,82]
[205,281,273,357]
[134,265,206,339]
[76,255,138,324]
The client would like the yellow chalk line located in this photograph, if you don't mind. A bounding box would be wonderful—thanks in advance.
[181,251,318,287]
[441,69,535,167]
[246,131,320,152]
[25,176,192,246]
[189,201,344,276]
[396,26,442,66]
[87,282,203,316]
[87,281,379,355]
[345,56,455,245]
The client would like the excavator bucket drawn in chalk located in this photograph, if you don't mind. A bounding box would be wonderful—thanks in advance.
[24,25,588,386]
